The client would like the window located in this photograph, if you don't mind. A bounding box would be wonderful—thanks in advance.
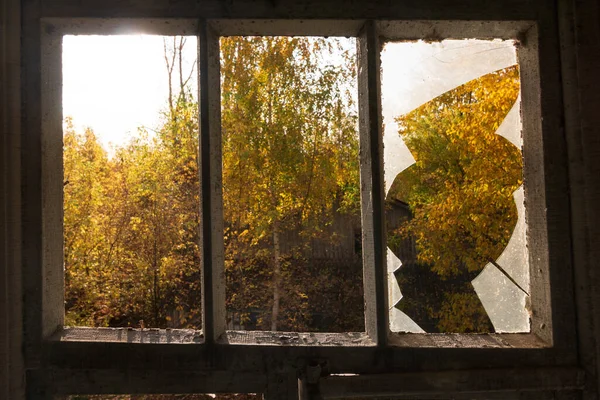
[26,13,579,400]
[220,35,363,333]
[62,34,202,330]
[381,39,529,334]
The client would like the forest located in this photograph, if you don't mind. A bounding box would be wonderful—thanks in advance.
[64,36,364,333]
[63,36,523,399]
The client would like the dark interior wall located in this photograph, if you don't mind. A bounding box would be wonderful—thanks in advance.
[2,0,600,399]
[1,0,24,398]
[561,0,600,397]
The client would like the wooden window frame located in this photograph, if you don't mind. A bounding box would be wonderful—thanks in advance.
[23,4,582,398]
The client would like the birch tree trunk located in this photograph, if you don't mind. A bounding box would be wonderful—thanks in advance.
[271,222,281,331]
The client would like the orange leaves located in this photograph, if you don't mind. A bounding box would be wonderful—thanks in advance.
[64,78,202,328]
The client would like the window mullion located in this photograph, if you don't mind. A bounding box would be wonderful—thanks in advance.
[358,20,388,346]
[41,21,65,340]
[199,19,226,344]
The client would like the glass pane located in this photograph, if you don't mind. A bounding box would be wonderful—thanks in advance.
[220,36,364,332]
[63,35,202,329]
[381,40,530,333]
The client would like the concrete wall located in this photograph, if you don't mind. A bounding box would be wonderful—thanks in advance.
[1,0,24,398]
[558,0,600,397]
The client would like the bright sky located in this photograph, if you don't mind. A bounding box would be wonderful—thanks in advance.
[380,39,517,191]
[63,36,515,154]
[63,36,360,151]
[63,35,197,150]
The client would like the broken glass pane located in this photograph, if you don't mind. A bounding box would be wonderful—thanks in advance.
[382,39,530,333]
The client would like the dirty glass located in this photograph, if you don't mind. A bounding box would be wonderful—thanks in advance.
[220,36,364,332]
[382,40,530,333]
[62,35,202,329]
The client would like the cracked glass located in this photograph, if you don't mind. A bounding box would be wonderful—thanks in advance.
[382,39,530,333]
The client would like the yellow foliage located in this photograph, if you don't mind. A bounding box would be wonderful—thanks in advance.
[388,66,522,277]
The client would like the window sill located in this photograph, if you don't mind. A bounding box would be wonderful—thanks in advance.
[388,332,549,348]
[218,330,374,346]
[52,326,204,344]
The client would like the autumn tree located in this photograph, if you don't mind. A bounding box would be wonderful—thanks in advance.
[220,37,361,331]
[64,38,202,329]
[386,66,523,332]
[63,118,115,326]
[64,36,364,334]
